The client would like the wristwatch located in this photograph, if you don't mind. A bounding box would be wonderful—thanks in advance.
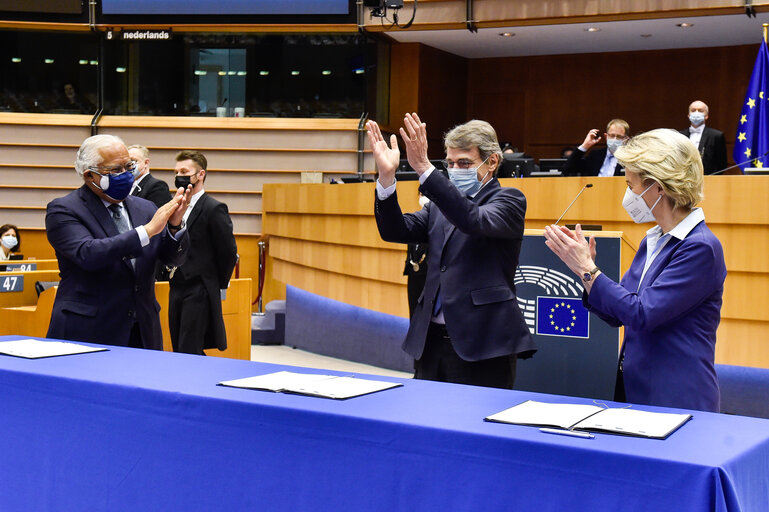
[582,267,600,283]
[168,220,185,230]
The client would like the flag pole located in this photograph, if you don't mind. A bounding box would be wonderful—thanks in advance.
[764,23,768,44]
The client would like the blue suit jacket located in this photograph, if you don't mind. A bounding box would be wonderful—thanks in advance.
[45,185,188,349]
[375,171,535,362]
[586,220,726,412]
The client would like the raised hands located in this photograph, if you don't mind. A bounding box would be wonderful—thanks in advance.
[399,113,431,174]
[145,185,192,237]
[366,119,400,187]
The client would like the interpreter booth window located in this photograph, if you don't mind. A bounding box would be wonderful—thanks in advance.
[0,30,98,114]
[189,47,247,116]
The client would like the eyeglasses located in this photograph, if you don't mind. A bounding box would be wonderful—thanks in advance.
[441,158,482,169]
[88,161,137,175]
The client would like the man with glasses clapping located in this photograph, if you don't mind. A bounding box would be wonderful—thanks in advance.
[45,134,191,350]
[369,113,535,389]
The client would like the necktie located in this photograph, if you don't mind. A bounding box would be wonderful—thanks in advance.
[432,290,442,316]
[108,203,130,234]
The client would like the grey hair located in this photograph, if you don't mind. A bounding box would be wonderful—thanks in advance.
[444,120,502,173]
[127,144,149,159]
[75,134,126,177]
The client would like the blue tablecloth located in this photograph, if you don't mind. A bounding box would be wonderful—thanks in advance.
[0,335,767,511]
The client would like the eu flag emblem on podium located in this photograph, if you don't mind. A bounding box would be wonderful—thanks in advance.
[536,297,589,338]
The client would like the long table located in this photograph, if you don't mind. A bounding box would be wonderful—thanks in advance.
[0,335,767,512]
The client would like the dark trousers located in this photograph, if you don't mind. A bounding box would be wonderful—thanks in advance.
[169,279,210,355]
[414,322,517,389]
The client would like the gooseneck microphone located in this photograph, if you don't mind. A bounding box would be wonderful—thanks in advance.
[711,149,769,175]
[554,183,593,225]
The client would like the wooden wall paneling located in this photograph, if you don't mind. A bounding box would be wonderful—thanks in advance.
[270,236,406,285]
[466,45,757,161]
[387,43,422,133]
[271,258,408,318]
[0,166,79,186]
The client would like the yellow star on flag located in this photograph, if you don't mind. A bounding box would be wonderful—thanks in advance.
[745,147,752,158]
[738,132,747,142]
[741,115,748,124]
[754,160,764,168]
[747,98,756,108]
[761,91,765,99]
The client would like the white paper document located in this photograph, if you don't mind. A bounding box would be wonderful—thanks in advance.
[486,400,692,439]
[0,339,108,359]
[219,371,402,399]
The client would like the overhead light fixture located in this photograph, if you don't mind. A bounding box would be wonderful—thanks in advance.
[259,70,269,76]
[78,59,88,65]
[227,71,236,76]
[237,71,247,76]
[194,70,207,76]
[353,68,365,75]
[322,70,332,76]
[291,71,300,76]
[218,71,226,76]
[677,22,694,28]
[115,67,126,73]
[585,27,601,33]
[11,57,21,63]
[44,58,54,64]
[499,32,515,37]
[89,60,98,65]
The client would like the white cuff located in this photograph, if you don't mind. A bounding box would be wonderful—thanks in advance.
[135,226,149,247]
[376,178,397,200]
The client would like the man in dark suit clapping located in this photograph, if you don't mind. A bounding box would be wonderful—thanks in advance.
[369,114,535,389]
[168,150,238,355]
[46,135,190,349]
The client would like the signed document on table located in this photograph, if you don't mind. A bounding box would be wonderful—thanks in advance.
[218,371,403,400]
[0,338,108,359]
[485,400,692,439]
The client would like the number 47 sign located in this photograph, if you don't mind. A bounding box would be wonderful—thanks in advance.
[0,275,24,292]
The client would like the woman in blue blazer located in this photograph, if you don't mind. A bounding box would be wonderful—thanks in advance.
[544,129,726,412]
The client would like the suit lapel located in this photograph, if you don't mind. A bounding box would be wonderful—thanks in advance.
[186,192,208,229]
[80,185,119,238]
[440,179,499,248]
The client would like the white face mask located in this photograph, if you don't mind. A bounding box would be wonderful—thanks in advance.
[689,112,706,126]
[622,184,662,224]
[1,235,17,250]
[606,138,624,154]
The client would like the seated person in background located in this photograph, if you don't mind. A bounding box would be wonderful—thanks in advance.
[544,129,725,412]
[679,100,727,175]
[560,146,575,159]
[563,119,629,177]
[0,224,21,260]
[500,142,517,154]
[59,83,94,114]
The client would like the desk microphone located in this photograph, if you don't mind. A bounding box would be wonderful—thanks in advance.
[711,149,769,175]
[554,184,593,225]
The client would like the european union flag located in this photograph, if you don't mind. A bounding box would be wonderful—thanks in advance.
[536,297,589,339]
[734,38,769,171]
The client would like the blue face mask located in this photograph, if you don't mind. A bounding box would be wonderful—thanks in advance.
[448,157,489,196]
[689,112,705,126]
[91,169,134,201]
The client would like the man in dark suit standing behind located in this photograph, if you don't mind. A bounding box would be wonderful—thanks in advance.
[368,113,535,389]
[563,119,630,177]
[128,144,173,208]
[46,134,190,349]
[679,100,727,174]
[169,150,238,355]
